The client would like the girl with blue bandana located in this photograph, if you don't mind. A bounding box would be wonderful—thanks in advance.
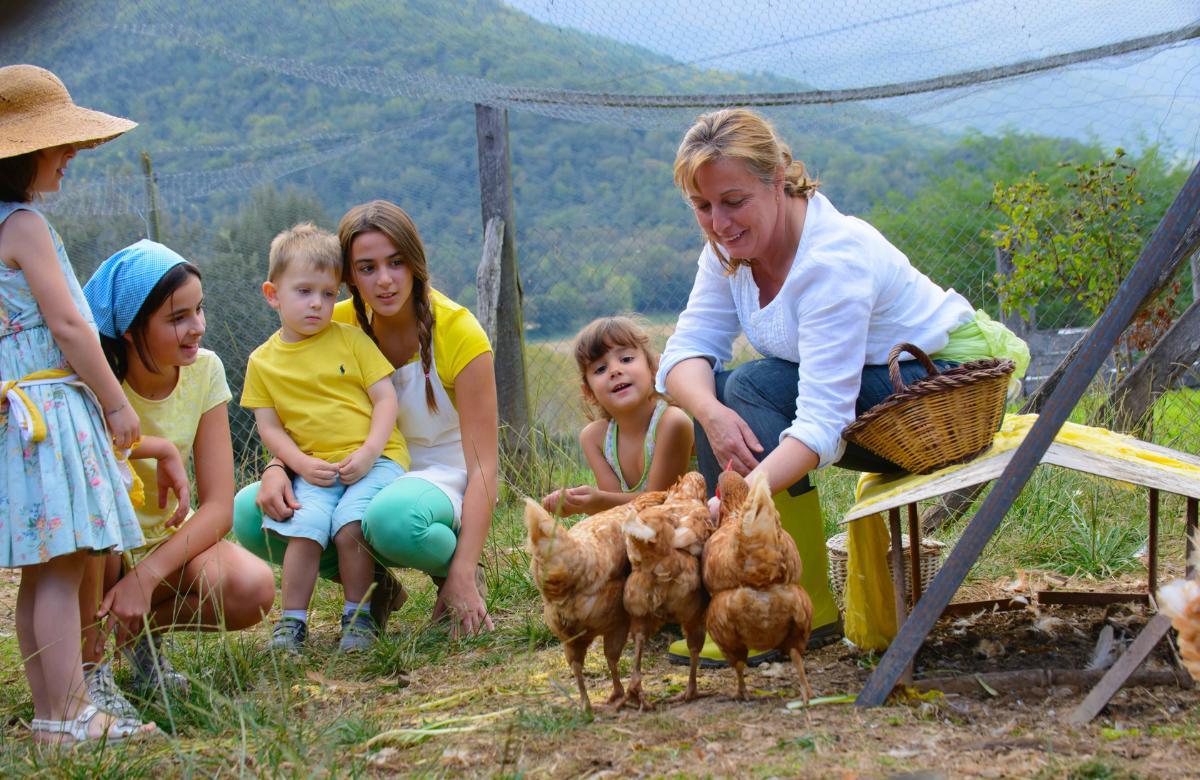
[79,240,275,721]
[0,64,158,744]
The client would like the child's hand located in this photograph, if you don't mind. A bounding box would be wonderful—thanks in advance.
[156,446,191,528]
[542,485,597,516]
[106,403,140,451]
[98,567,159,648]
[297,456,338,487]
[336,447,376,485]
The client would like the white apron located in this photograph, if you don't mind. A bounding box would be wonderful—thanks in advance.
[392,349,467,529]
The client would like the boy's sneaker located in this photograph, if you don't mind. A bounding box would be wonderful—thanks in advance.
[338,612,379,652]
[269,617,308,653]
[128,635,190,695]
[83,661,139,720]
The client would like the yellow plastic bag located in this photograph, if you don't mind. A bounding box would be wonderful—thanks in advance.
[842,474,897,651]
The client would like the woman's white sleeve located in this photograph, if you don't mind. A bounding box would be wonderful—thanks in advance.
[656,249,741,393]
[783,261,876,467]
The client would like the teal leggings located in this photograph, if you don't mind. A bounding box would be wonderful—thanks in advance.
[233,476,458,579]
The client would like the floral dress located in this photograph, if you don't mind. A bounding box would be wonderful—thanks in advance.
[0,202,143,567]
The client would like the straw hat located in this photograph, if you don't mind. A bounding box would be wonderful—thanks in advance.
[0,64,136,160]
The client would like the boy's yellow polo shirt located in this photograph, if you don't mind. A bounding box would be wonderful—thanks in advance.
[241,321,410,468]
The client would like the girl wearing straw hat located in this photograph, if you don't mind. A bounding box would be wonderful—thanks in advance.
[0,64,157,743]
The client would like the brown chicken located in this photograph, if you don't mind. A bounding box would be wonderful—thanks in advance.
[702,470,814,702]
[526,499,638,713]
[659,471,712,556]
[1158,575,1200,683]
[621,493,711,709]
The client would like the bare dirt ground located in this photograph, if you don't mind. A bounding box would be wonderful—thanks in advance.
[355,570,1200,778]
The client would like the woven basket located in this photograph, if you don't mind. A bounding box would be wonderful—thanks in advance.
[842,342,1014,474]
[826,530,945,604]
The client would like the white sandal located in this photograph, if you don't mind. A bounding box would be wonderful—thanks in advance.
[31,704,156,744]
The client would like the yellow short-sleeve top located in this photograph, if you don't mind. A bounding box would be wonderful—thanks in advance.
[332,288,491,407]
[240,321,410,468]
[125,348,231,549]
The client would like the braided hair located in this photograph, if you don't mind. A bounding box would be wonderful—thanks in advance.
[338,200,439,413]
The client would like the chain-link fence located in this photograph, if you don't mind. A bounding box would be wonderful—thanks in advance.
[7,0,1199,479]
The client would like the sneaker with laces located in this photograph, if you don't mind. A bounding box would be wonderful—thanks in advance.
[83,661,139,720]
[127,635,190,695]
[338,611,379,652]
[269,617,308,653]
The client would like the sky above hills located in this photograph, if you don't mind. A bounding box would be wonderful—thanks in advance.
[503,0,1200,161]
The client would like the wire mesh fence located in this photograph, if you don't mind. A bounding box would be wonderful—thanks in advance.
[8,0,1199,480]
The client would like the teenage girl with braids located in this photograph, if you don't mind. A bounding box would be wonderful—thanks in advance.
[235,200,497,637]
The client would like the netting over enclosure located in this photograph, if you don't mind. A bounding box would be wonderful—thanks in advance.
[5,0,1199,473]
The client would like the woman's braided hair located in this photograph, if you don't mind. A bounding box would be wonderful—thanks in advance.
[338,200,439,413]
[673,108,819,272]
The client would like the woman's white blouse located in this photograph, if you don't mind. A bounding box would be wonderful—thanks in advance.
[656,192,974,468]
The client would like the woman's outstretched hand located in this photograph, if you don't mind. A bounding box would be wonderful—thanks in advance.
[699,403,763,475]
[432,566,494,639]
[256,463,301,521]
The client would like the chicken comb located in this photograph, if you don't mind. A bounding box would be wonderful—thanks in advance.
[716,458,734,499]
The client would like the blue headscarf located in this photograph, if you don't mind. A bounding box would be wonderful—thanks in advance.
[83,239,189,338]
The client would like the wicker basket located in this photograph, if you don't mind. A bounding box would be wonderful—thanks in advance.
[842,342,1014,474]
[826,530,945,604]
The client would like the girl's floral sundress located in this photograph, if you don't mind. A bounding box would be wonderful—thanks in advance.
[0,202,143,567]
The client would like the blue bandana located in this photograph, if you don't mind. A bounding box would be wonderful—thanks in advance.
[83,239,189,338]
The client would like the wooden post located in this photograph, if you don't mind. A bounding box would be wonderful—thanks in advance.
[141,151,161,242]
[474,105,530,454]
[476,217,505,345]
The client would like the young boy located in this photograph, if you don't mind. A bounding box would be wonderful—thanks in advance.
[241,223,410,652]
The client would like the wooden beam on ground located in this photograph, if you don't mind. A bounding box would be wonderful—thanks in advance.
[1067,612,1174,725]
[856,160,1200,707]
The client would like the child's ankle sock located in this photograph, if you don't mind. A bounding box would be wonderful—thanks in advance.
[282,609,308,624]
[343,601,371,618]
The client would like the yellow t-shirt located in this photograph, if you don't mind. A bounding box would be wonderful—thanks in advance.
[240,321,410,468]
[332,288,491,407]
[125,349,232,549]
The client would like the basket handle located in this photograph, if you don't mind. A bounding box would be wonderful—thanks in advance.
[887,342,939,394]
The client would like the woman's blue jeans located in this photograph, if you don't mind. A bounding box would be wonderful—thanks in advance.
[694,357,958,496]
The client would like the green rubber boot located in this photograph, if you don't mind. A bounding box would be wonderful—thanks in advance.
[667,483,842,667]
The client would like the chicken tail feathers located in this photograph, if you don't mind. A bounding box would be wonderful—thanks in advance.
[739,471,778,541]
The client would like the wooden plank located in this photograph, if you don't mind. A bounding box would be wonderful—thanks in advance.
[475,217,505,345]
[1067,612,1174,725]
[1041,443,1200,499]
[843,438,1200,524]
[857,159,1200,708]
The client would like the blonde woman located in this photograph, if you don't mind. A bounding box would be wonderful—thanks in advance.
[659,108,1026,661]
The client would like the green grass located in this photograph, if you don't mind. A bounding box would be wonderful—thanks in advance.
[2,386,1196,774]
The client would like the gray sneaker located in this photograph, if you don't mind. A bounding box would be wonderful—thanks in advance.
[83,661,139,719]
[269,617,308,653]
[338,611,379,652]
[128,635,190,695]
